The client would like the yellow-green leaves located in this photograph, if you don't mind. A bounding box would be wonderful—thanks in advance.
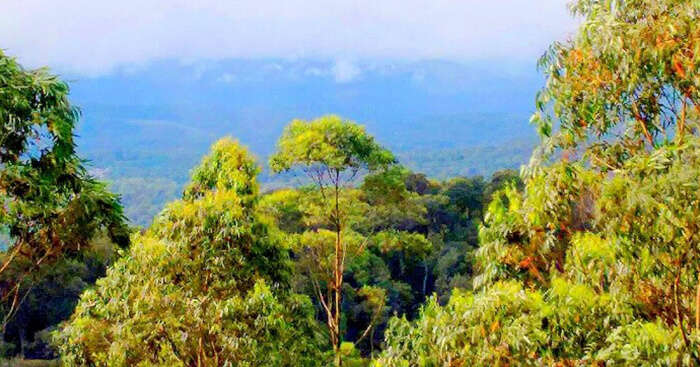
[57,139,324,366]
[377,277,643,366]
[476,162,602,289]
[535,0,700,170]
[0,51,128,331]
[270,115,395,174]
[183,137,260,202]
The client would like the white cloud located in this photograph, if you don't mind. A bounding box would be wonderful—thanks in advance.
[304,67,327,77]
[0,0,577,76]
[217,72,237,83]
[331,60,361,83]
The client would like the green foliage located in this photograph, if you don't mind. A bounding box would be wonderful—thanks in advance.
[371,231,431,260]
[262,157,514,358]
[0,51,129,261]
[0,51,128,340]
[595,141,700,338]
[266,118,515,359]
[269,116,400,365]
[597,321,683,366]
[56,139,324,366]
[183,137,260,201]
[377,276,661,366]
[390,144,700,364]
[377,1,700,365]
[270,115,395,174]
[258,189,306,233]
[475,162,601,288]
[2,236,118,359]
[531,0,700,169]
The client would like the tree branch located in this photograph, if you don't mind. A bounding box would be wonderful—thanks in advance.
[354,302,384,345]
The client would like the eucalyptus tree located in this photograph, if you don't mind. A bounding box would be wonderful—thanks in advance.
[531,0,700,169]
[0,51,128,332]
[270,115,395,365]
[58,138,324,366]
[261,165,440,357]
[377,0,700,364]
[528,0,700,357]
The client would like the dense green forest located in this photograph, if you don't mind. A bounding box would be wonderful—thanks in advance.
[2,0,700,365]
[94,139,533,227]
[79,128,533,227]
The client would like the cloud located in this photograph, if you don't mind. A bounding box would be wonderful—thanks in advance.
[331,60,361,83]
[0,0,577,76]
[304,67,327,77]
[217,72,237,84]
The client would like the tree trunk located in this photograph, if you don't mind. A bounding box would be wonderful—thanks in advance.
[333,174,343,367]
[674,272,691,349]
[18,327,26,359]
[423,261,429,296]
[333,228,342,367]
[696,278,700,330]
[334,347,342,367]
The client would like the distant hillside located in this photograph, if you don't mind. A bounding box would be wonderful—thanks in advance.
[70,59,542,225]
[86,137,535,227]
[397,140,535,179]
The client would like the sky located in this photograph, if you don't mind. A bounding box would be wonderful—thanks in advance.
[1,1,580,224]
[0,0,577,77]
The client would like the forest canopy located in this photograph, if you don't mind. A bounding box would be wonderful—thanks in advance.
[2,0,700,366]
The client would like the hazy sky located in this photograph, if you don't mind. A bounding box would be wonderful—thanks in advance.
[0,1,577,76]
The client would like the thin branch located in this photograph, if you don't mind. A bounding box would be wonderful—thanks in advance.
[674,270,691,350]
[310,271,332,320]
[696,278,700,331]
[678,98,687,141]
[631,101,654,146]
[355,302,385,344]
[0,242,22,276]
[1,276,34,333]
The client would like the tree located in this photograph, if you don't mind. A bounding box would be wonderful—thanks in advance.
[57,138,324,366]
[377,0,700,364]
[270,115,395,365]
[0,51,128,334]
[529,0,700,359]
[261,166,441,357]
[530,0,700,170]
[1,236,117,359]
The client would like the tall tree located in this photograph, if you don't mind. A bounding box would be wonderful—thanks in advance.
[530,0,700,170]
[0,51,128,334]
[529,0,700,357]
[378,0,700,364]
[58,138,324,366]
[260,166,440,357]
[270,115,395,366]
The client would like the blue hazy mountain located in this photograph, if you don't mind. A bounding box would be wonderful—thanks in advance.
[66,58,542,224]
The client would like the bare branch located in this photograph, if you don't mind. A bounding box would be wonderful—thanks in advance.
[355,300,385,345]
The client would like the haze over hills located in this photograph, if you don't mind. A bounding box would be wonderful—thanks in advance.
[67,58,541,224]
[4,1,699,363]
[1,1,574,226]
